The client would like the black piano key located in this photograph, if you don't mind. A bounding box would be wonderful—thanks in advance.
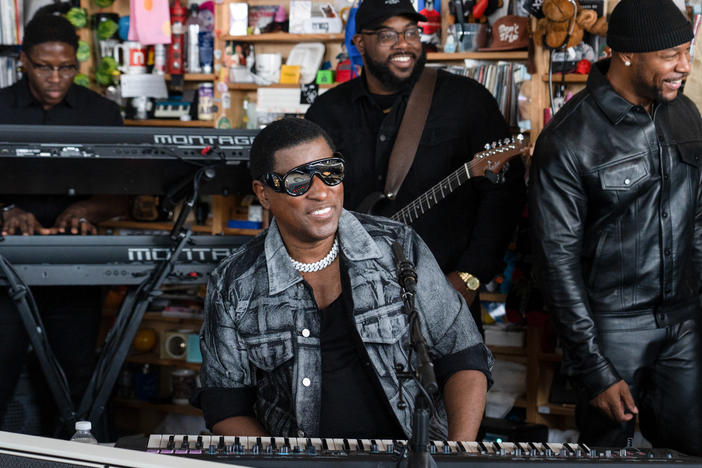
[356,439,365,452]
[343,439,351,452]
[181,435,189,449]
[456,441,467,453]
[306,438,316,455]
[371,439,379,454]
[529,442,540,456]
[167,435,175,450]
[429,441,436,454]
[477,441,488,454]
[442,440,451,454]
[195,435,203,450]
[321,438,330,452]
[217,436,225,451]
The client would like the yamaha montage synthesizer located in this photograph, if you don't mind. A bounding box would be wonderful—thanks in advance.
[140,434,702,467]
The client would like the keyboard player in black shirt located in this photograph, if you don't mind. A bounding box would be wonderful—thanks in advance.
[0,13,127,437]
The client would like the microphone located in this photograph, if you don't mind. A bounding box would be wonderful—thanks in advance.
[392,242,417,294]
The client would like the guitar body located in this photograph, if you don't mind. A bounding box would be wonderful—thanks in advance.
[356,191,389,216]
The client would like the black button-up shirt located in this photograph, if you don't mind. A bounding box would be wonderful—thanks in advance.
[306,69,525,279]
[0,77,123,125]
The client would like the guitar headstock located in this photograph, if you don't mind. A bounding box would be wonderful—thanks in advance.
[471,134,530,182]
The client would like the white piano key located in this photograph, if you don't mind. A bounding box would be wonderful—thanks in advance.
[461,441,480,453]
[146,434,162,452]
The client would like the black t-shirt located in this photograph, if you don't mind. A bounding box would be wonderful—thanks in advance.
[318,290,405,439]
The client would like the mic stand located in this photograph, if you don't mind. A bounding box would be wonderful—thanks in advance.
[0,254,76,435]
[77,166,215,429]
[392,243,438,468]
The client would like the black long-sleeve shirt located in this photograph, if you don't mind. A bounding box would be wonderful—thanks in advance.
[0,77,123,224]
[306,69,525,280]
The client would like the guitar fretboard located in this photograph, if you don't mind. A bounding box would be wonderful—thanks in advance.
[391,162,472,225]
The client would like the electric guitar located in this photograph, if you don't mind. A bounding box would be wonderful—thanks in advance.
[357,135,529,225]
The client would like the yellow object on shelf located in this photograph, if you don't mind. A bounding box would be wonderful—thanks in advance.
[280,65,301,84]
[132,328,157,352]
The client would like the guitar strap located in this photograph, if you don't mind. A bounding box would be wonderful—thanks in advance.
[383,67,438,200]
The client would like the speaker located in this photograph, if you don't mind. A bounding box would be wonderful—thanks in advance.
[160,330,201,362]
[160,331,188,360]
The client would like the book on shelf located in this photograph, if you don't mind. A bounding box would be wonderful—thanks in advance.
[0,0,22,45]
[445,60,530,131]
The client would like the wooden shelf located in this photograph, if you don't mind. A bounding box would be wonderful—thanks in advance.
[542,73,589,83]
[427,51,529,61]
[221,32,345,42]
[124,119,215,128]
[228,82,337,90]
[537,403,576,416]
[99,219,262,236]
[488,345,526,356]
[112,398,202,416]
[126,352,201,371]
[165,73,215,81]
[513,398,528,409]
[143,312,203,325]
[480,292,507,302]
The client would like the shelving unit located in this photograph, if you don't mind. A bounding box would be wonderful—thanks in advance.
[124,119,215,127]
[221,32,345,43]
[79,0,216,125]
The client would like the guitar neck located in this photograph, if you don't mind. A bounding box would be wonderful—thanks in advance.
[391,163,471,225]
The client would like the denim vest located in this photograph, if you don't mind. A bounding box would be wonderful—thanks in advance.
[200,210,491,438]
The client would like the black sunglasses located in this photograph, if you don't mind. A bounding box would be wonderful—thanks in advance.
[262,155,345,196]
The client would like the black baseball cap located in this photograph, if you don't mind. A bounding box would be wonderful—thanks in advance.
[355,0,427,33]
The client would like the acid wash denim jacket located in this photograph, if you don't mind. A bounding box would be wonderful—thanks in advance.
[199,209,493,439]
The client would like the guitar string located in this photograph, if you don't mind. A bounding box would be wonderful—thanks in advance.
[392,143,523,223]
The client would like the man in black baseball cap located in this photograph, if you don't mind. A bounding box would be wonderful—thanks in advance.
[531,0,702,455]
[306,0,525,358]
[354,0,427,33]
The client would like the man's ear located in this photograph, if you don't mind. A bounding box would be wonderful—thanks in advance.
[18,50,27,70]
[353,34,366,54]
[252,180,271,210]
[619,51,634,67]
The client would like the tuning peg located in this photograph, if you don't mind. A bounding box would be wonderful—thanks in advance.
[503,138,510,145]
[484,143,491,150]
[516,134,525,142]
[491,142,497,149]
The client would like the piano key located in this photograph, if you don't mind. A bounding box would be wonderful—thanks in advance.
[461,441,480,453]
[381,439,395,453]
[446,440,460,453]
[146,434,161,453]
[500,442,517,455]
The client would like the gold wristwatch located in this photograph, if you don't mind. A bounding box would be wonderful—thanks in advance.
[457,272,480,292]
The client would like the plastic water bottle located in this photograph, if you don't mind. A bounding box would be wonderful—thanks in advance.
[70,420,98,444]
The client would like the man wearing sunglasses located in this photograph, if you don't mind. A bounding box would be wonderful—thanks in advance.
[306,0,525,334]
[0,13,126,437]
[198,118,492,442]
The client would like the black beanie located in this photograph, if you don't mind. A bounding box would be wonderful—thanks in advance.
[607,0,693,53]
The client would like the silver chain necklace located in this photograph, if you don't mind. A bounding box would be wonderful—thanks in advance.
[288,237,339,273]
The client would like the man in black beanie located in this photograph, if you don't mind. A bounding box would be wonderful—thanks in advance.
[530,0,702,455]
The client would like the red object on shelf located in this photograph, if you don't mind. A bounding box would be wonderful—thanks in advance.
[336,58,360,83]
[576,59,592,74]
[167,0,186,75]
[418,8,440,35]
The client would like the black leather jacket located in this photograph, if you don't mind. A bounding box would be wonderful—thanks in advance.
[530,59,702,399]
